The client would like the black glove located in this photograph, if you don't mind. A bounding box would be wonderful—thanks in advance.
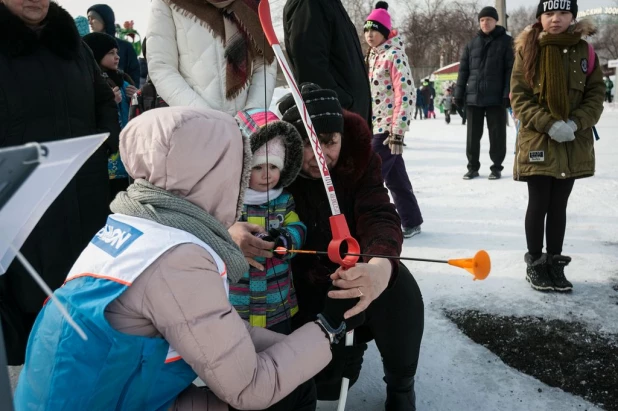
[503,98,511,108]
[317,287,366,343]
[267,228,294,259]
[454,98,464,108]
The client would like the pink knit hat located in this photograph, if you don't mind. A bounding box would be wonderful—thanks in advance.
[364,2,392,39]
[252,136,285,170]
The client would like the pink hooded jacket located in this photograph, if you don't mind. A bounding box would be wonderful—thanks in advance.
[367,34,416,136]
[104,107,332,410]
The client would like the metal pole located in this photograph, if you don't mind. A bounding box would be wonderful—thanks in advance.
[0,325,15,411]
[495,0,507,30]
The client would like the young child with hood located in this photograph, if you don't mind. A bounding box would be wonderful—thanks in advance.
[511,0,604,292]
[364,1,423,238]
[15,107,365,410]
[84,32,135,197]
[230,109,305,334]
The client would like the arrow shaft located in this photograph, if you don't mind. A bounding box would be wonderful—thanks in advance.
[284,249,448,264]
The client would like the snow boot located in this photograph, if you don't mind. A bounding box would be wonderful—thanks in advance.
[525,253,554,291]
[463,170,479,180]
[403,226,421,238]
[547,254,573,292]
[384,369,416,411]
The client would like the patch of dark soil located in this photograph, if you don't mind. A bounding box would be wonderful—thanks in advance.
[445,310,618,410]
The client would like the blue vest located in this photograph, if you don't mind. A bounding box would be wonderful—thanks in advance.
[14,215,228,410]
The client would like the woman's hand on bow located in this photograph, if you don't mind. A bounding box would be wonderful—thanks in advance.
[328,258,392,319]
[228,222,274,271]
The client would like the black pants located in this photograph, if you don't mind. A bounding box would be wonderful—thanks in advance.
[414,105,424,119]
[525,176,575,257]
[229,380,317,411]
[466,105,507,172]
[295,263,424,401]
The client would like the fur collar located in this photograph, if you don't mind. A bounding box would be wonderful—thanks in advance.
[0,3,81,59]
[333,111,373,184]
[515,19,597,52]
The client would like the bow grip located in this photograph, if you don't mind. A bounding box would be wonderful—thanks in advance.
[328,215,360,268]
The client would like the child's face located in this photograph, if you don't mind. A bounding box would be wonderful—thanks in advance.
[100,48,120,71]
[364,29,385,48]
[249,164,281,192]
[541,11,573,34]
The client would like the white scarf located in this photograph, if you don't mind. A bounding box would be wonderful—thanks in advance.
[243,188,284,205]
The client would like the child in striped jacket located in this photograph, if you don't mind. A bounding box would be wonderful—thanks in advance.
[230,109,306,334]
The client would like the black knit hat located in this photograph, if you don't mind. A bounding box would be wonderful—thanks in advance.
[478,6,499,21]
[83,32,118,64]
[536,0,577,18]
[278,83,344,140]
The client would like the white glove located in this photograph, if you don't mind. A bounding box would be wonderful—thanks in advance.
[547,120,575,143]
[383,133,404,155]
[567,119,578,132]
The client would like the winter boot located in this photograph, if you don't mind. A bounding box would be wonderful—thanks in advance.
[547,254,573,292]
[403,226,421,238]
[463,170,479,180]
[525,253,554,291]
[384,368,416,411]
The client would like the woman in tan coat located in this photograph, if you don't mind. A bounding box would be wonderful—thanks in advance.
[511,0,604,292]
[15,107,363,411]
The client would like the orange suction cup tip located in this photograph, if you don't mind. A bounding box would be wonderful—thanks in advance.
[447,250,491,280]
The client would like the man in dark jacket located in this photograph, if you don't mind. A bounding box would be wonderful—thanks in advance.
[87,4,140,87]
[455,6,514,180]
[0,1,119,365]
[283,0,372,125]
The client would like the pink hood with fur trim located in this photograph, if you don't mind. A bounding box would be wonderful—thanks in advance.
[120,107,250,228]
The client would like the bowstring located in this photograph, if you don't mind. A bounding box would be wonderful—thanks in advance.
[262,26,291,329]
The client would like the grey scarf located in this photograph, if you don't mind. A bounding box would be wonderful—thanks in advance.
[110,179,249,283]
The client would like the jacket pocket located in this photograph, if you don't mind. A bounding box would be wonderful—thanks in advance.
[518,128,548,166]
[569,128,595,175]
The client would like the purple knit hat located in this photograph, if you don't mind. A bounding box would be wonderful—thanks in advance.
[364,2,392,39]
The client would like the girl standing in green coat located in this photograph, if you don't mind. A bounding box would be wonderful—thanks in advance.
[510,0,605,292]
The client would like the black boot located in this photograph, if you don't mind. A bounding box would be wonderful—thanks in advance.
[525,253,554,292]
[547,254,573,292]
[384,368,416,411]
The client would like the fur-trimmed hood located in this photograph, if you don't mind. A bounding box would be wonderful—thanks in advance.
[514,19,597,52]
[236,109,304,189]
[0,2,81,59]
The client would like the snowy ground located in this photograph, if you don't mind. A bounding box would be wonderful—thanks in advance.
[316,103,618,411]
[7,105,618,410]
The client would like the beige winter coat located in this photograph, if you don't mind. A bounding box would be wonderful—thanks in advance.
[105,107,331,410]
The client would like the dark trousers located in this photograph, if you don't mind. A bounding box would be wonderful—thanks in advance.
[371,133,423,228]
[466,105,507,172]
[525,176,575,257]
[300,263,424,402]
[414,105,424,119]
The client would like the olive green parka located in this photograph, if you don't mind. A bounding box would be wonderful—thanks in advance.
[511,20,605,181]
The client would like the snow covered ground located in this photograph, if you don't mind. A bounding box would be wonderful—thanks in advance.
[317,103,618,411]
[7,105,618,410]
